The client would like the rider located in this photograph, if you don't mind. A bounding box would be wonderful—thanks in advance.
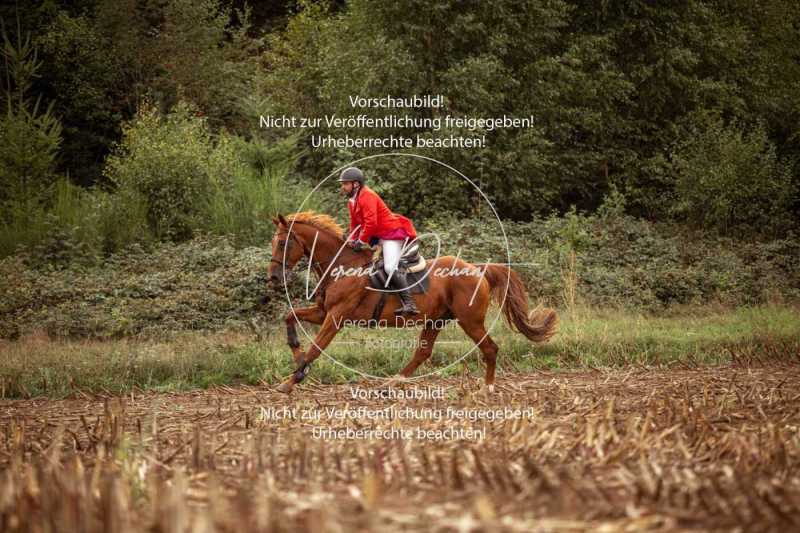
[339,167,420,316]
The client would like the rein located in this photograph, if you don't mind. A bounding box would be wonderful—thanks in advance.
[270,222,374,293]
[273,224,366,288]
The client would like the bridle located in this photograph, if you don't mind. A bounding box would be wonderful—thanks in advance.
[270,226,323,273]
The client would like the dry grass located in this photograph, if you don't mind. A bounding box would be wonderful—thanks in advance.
[2,360,800,531]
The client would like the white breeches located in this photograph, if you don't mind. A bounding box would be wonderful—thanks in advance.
[379,239,405,275]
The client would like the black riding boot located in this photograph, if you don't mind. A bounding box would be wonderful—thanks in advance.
[390,270,419,316]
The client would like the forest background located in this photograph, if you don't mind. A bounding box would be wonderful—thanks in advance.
[1,0,799,347]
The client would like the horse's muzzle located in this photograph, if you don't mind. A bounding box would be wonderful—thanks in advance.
[268,268,292,285]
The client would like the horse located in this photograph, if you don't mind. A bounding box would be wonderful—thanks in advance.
[267,211,557,394]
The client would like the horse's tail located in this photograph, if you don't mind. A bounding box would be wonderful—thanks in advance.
[477,264,558,343]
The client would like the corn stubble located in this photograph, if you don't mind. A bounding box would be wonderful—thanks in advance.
[1,359,799,531]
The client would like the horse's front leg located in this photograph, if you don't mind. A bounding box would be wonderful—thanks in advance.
[285,305,327,363]
[277,312,342,394]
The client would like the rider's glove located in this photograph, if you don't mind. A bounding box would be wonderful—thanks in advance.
[350,239,367,251]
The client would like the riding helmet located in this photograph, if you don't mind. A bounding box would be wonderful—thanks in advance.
[338,167,365,184]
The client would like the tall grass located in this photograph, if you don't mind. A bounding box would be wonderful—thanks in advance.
[1,304,797,398]
[0,178,103,258]
[0,195,48,257]
[205,134,316,246]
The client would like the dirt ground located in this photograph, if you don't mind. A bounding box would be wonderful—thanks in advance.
[2,362,800,531]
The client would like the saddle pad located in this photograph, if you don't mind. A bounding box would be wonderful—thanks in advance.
[372,243,424,268]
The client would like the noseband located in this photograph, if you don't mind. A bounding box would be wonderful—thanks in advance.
[270,227,322,272]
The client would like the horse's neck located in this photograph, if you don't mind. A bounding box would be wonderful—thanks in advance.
[303,230,367,270]
[299,230,369,296]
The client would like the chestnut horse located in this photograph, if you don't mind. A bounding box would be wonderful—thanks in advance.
[268,211,557,394]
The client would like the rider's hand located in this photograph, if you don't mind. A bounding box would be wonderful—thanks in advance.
[349,239,366,251]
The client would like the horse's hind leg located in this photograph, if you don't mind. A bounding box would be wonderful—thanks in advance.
[398,325,442,378]
[456,318,499,392]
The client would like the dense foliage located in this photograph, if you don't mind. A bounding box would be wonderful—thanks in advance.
[1,0,798,259]
[259,0,800,228]
[2,213,797,340]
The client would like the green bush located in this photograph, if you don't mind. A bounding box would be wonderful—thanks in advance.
[25,179,104,268]
[103,101,314,248]
[1,97,316,258]
[416,212,800,311]
[671,116,796,235]
[104,101,224,240]
[0,235,282,339]
[2,211,799,340]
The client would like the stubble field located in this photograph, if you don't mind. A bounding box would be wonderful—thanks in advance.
[2,357,799,532]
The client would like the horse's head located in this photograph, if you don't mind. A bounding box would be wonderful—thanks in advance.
[269,210,365,287]
[269,214,307,285]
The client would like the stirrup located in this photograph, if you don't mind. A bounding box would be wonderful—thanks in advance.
[395,298,419,316]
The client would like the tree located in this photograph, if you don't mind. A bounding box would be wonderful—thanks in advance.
[0,20,62,207]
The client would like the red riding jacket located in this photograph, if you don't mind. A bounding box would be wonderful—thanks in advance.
[348,186,417,245]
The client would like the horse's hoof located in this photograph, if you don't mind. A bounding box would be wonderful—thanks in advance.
[276,381,294,394]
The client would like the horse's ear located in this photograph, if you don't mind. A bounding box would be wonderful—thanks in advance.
[278,214,288,226]
[271,216,280,226]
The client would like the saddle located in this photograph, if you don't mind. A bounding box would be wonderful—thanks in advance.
[367,241,429,294]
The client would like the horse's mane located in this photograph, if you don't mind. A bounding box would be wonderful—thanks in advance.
[286,211,345,240]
